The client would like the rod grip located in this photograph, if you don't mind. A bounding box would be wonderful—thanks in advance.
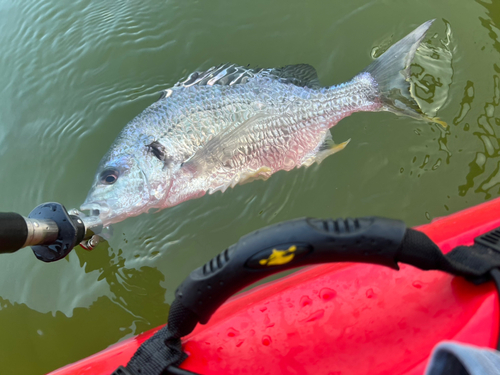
[0,212,28,253]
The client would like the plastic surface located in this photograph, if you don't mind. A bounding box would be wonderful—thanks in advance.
[49,197,500,375]
[0,212,27,253]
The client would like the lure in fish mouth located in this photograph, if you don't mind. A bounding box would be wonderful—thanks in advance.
[82,20,445,227]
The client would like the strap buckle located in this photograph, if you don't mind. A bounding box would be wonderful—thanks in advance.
[474,227,500,253]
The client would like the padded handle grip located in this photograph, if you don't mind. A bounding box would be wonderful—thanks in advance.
[0,212,28,253]
[174,216,406,327]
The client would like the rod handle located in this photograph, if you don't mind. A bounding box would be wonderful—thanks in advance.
[0,212,28,253]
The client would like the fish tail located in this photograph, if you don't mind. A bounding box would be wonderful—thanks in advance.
[364,19,446,127]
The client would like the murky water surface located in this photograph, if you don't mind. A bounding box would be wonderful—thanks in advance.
[0,0,499,373]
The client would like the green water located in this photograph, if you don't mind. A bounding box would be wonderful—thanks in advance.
[0,0,499,373]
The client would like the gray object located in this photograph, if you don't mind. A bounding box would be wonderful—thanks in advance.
[426,341,500,375]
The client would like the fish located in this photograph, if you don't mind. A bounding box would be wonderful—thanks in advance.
[81,20,443,226]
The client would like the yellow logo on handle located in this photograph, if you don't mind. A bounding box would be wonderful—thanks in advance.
[259,245,297,266]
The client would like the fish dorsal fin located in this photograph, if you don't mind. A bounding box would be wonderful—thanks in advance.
[264,64,320,88]
[174,63,320,89]
[174,64,260,88]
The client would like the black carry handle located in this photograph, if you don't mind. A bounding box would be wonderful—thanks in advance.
[124,216,407,374]
[172,216,406,333]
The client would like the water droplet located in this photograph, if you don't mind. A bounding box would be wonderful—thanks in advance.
[300,295,312,307]
[320,288,337,301]
[259,306,267,312]
[227,327,239,337]
[300,309,325,323]
[412,281,423,289]
[262,335,272,346]
[263,314,275,328]
[366,288,376,298]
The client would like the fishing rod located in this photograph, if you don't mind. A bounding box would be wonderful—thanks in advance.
[0,202,102,262]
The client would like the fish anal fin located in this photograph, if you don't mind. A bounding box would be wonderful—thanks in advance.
[317,138,351,163]
[303,138,351,167]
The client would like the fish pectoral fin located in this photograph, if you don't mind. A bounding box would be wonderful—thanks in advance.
[313,138,351,165]
[182,112,273,174]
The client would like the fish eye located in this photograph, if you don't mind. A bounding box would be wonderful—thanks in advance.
[100,169,119,185]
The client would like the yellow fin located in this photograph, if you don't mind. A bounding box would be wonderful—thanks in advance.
[329,139,351,152]
[314,138,351,164]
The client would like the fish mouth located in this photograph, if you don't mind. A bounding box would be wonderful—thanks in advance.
[80,201,111,218]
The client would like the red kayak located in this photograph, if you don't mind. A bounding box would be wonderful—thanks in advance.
[50,198,500,375]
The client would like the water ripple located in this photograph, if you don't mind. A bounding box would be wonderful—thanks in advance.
[1,0,500,373]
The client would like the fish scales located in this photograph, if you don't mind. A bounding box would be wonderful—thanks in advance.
[81,21,441,225]
[169,75,379,198]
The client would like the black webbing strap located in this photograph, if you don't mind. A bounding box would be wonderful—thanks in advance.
[112,299,201,375]
[398,229,500,350]
[396,229,500,283]
[115,227,500,375]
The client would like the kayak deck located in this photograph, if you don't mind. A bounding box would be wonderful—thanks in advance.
[50,198,500,375]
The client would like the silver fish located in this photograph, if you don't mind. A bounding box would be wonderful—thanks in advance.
[81,20,442,226]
